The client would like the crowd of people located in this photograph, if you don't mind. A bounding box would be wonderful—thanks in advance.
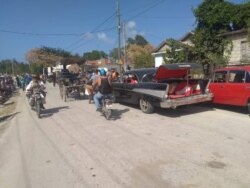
[0,74,16,104]
[1,66,119,114]
[15,73,33,91]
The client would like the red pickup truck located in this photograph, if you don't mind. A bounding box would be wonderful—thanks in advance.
[209,65,250,114]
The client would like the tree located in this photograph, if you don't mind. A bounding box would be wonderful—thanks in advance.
[109,48,122,61]
[26,46,77,65]
[26,46,83,74]
[127,44,154,68]
[133,52,154,68]
[83,50,108,60]
[231,2,250,31]
[109,35,150,66]
[191,0,250,70]
[0,59,30,75]
[163,39,195,64]
[127,35,149,46]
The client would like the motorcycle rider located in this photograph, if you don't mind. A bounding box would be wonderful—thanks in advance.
[93,69,118,112]
[26,74,46,109]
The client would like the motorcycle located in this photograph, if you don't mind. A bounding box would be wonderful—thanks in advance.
[28,89,46,118]
[101,95,113,120]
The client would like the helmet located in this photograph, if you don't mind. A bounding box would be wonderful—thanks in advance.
[99,68,106,76]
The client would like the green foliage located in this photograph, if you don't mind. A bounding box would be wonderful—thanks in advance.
[29,63,43,74]
[127,35,148,46]
[41,46,73,58]
[191,0,249,70]
[232,2,250,30]
[14,62,30,74]
[0,60,12,74]
[193,0,235,32]
[109,48,120,61]
[0,59,30,75]
[133,52,154,68]
[163,39,188,64]
[83,50,108,60]
[26,46,78,67]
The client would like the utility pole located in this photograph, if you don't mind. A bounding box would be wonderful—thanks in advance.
[116,0,121,63]
[123,21,127,72]
[11,60,14,76]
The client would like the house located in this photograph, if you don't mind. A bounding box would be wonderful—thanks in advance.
[85,58,121,73]
[152,29,250,67]
[152,31,194,68]
[221,29,250,64]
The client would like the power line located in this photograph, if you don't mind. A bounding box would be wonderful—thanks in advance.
[0,26,117,37]
[70,26,117,50]
[126,0,166,21]
[65,12,117,50]
[0,29,81,36]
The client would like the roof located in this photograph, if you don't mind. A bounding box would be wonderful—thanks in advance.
[215,64,250,72]
[85,59,112,66]
[152,31,194,54]
[179,31,194,42]
[152,40,171,53]
[218,28,248,37]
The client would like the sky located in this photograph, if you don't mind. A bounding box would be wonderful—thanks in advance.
[0,0,245,62]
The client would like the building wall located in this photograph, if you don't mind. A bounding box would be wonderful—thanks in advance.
[155,55,164,68]
[153,31,249,67]
[225,32,249,64]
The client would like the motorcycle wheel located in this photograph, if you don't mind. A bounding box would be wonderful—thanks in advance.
[104,108,111,120]
[36,101,41,118]
[63,86,67,102]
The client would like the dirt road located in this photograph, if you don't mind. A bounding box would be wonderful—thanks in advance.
[0,83,250,188]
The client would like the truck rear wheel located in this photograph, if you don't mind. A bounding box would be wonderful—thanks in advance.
[139,98,154,114]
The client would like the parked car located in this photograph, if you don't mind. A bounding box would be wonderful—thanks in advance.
[209,65,250,114]
[112,63,213,113]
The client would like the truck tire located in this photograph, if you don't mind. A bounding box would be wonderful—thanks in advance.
[139,98,154,114]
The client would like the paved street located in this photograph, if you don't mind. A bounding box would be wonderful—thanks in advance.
[0,83,250,188]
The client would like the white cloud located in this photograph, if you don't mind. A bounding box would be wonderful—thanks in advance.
[97,32,113,44]
[126,20,144,38]
[82,32,94,40]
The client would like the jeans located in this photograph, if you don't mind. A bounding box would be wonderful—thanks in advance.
[93,91,112,109]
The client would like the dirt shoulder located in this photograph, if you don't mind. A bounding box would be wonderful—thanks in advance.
[0,91,19,123]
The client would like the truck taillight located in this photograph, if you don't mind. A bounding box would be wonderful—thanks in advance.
[165,87,169,98]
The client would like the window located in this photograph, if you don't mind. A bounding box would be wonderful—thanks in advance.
[228,70,245,83]
[212,71,227,83]
[246,72,250,83]
[241,41,250,60]
[141,73,155,83]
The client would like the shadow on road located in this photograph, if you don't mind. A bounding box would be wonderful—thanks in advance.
[204,103,249,115]
[118,102,215,118]
[0,112,20,123]
[41,106,69,118]
[156,104,215,118]
[156,103,249,117]
[108,108,130,121]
